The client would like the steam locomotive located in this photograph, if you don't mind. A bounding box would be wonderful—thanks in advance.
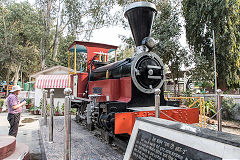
[69,2,199,138]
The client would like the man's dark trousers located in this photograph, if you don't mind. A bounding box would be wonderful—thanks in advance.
[8,113,20,137]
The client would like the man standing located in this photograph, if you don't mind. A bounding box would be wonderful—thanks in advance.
[7,85,26,137]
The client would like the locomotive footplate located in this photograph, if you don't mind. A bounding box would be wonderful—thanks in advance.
[127,106,183,112]
[115,106,199,135]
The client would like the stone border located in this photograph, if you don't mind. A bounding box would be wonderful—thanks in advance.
[137,117,240,148]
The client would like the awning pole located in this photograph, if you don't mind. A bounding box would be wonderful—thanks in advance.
[115,50,117,62]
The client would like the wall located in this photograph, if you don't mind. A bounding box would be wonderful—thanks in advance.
[18,91,35,102]
[34,88,43,107]
[34,88,65,112]
[46,98,65,113]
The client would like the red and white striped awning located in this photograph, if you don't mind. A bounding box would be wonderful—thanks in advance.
[36,75,69,89]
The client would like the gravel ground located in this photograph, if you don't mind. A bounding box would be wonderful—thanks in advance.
[198,115,240,136]
[39,116,123,160]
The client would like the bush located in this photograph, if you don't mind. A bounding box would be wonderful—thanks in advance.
[26,98,32,105]
[47,104,50,112]
[61,103,65,113]
[221,97,238,120]
[54,102,60,113]
[71,108,76,114]
[35,106,41,111]
[0,99,4,108]
[205,98,216,118]
[29,106,35,111]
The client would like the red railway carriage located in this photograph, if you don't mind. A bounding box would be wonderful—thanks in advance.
[69,1,199,137]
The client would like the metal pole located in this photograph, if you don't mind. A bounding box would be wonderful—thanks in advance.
[44,90,48,125]
[74,44,77,74]
[213,30,217,94]
[41,90,45,117]
[155,89,161,118]
[64,88,72,160]
[216,89,222,131]
[49,89,54,143]
[213,30,218,118]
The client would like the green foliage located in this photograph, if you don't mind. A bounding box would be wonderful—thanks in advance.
[54,101,60,113]
[0,2,43,81]
[29,105,35,111]
[182,89,193,97]
[182,0,240,90]
[47,104,50,112]
[39,98,42,109]
[152,1,191,95]
[54,34,76,67]
[180,90,195,107]
[35,106,41,111]
[61,103,65,113]
[55,105,60,113]
[221,97,239,120]
[0,0,122,81]
[71,108,76,114]
[205,98,216,117]
[0,99,4,108]
[26,98,32,105]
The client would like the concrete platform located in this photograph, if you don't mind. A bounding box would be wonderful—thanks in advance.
[0,111,42,160]
[4,142,30,160]
[39,116,123,160]
[0,136,16,159]
[0,136,30,160]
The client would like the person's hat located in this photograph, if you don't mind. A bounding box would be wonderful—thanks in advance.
[10,85,23,92]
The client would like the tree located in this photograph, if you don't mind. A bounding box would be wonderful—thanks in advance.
[36,0,120,69]
[0,2,43,86]
[182,0,240,90]
[118,36,134,60]
[152,1,191,95]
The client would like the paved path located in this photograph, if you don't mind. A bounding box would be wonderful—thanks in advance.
[0,111,42,160]
[40,116,123,160]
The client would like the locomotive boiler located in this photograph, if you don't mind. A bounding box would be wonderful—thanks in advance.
[69,1,199,138]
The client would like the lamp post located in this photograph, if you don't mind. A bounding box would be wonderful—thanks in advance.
[213,30,222,131]
[213,30,218,100]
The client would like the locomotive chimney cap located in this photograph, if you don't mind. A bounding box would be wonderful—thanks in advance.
[124,1,157,16]
[124,1,157,47]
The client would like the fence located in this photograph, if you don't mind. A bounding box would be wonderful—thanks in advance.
[195,94,240,104]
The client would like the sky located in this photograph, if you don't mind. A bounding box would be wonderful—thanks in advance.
[90,26,131,47]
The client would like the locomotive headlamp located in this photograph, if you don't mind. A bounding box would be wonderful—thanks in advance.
[142,37,156,50]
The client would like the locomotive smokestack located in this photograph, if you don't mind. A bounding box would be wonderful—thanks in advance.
[124,2,157,47]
